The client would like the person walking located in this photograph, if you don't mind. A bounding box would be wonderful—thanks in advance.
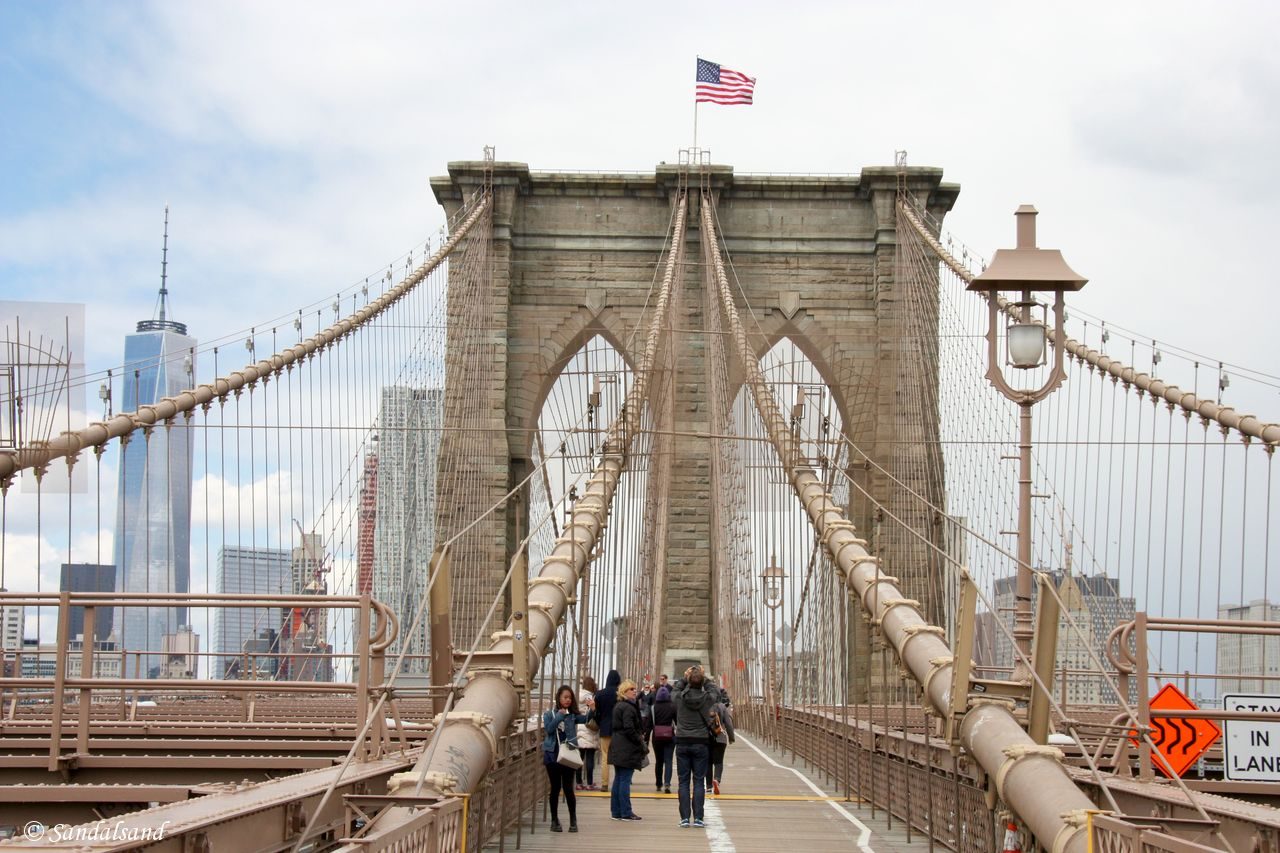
[708,687,735,795]
[607,679,646,821]
[638,680,654,744]
[650,684,676,793]
[542,684,588,833]
[576,676,600,790]
[672,665,716,829]
[594,670,621,790]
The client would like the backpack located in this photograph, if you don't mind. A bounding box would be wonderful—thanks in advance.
[707,707,725,738]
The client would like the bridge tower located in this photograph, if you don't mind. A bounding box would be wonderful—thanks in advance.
[431,159,958,688]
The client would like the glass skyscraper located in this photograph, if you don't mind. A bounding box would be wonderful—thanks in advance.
[114,276,196,679]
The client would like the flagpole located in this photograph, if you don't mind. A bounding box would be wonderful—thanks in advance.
[693,100,699,151]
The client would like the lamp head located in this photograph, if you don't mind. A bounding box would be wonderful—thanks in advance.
[969,205,1087,294]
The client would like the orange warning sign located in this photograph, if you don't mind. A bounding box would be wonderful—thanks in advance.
[1146,683,1221,777]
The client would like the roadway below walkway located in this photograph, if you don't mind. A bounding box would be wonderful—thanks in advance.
[485,731,932,852]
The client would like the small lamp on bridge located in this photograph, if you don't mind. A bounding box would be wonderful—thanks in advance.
[970,205,1086,678]
[761,562,786,610]
[969,205,1087,398]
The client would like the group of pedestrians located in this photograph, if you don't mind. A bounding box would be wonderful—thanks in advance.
[541,664,735,831]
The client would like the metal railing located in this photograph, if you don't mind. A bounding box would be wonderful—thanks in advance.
[1090,813,1221,853]
[0,591,402,769]
[742,703,996,852]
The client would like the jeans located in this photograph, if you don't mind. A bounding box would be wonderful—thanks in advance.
[610,766,635,818]
[576,748,597,786]
[653,739,675,788]
[676,741,709,821]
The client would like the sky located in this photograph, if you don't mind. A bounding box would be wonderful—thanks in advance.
[1,1,1278,387]
[1,2,1278,659]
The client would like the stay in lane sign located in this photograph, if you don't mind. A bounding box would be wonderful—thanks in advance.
[1147,683,1221,777]
[1223,693,1280,782]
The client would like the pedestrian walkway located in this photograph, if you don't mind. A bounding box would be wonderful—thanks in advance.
[485,732,933,852]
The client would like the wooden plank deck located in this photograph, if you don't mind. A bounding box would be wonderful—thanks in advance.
[485,732,933,852]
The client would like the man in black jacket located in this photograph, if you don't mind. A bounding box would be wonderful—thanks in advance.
[671,665,716,828]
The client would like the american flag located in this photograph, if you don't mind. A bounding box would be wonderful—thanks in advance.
[696,58,756,105]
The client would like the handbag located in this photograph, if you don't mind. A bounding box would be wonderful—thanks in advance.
[555,726,583,770]
[585,708,600,733]
[557,740,584,769]
[640,753,651,769]
[653,723,674,739]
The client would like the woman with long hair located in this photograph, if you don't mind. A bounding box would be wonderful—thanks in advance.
[709,687,736,794]
[542,684,587,832]
[607,679,646,821]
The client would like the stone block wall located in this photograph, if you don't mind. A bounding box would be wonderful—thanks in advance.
[431,161,959,686]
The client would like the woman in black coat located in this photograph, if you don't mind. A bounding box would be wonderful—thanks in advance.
[607,679,646,821]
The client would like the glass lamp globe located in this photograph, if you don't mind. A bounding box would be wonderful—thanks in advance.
[1007,321,1047,369]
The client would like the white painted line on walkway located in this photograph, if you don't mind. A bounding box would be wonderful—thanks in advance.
[738,733,875,853]
[703,794,737,852]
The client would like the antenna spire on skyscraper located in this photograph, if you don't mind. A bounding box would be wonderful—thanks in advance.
[138,204,187,334]
[159,204,170,323]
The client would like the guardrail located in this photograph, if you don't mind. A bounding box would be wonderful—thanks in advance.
[0,591,401,769]
[1090,813,1220,852]
[741,703,995,852]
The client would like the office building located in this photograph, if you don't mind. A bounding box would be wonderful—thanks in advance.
[160,626,199,679]
[1217,600,1280,695]
[20,638,56,679]
[993,570,1136,705]
[357,451,377,597]
[113,244,197,678]
[66,635,123,679]
[1,594,23,677]
[373,387,443,676]
[280,534,332,682]
[214,546,291,679]
[59,563,116,643]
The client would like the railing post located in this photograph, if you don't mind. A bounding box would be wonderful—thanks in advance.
[370,632,387,760]
[77,604,96,755]
[48,591,71,771]
[356,594,371,758]
[1136,611,1153,780]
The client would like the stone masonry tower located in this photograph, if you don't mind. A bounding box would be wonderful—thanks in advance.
[431,160,958,682]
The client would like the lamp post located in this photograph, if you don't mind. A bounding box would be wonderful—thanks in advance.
[762,561,786,704]
[969,205,1086,679]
